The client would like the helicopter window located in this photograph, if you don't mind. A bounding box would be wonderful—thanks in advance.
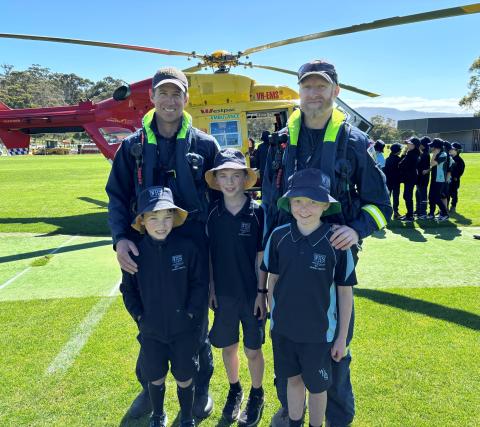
[210,120,241,148]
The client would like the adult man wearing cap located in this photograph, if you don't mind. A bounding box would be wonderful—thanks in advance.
[106,67,219,419]
[262,60,391,427]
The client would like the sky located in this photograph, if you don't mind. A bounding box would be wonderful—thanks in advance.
[1,0,478,114]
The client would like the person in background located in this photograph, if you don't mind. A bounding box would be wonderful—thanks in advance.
[373,140,386,170]
[398,137,420,222]
[448,142,465,213]
[383,143,402,219]
[256,130,271,184]
[427,138,449,221]
[415,136,431,219]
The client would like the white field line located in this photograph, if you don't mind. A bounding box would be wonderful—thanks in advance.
[45,280,120,376]
[0,235,78,291]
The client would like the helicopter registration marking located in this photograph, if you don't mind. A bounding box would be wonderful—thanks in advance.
[256,90,280,100]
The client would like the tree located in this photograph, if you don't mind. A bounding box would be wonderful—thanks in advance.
[369,115,399,143]
[459,57,480,116]
[52,73,93,105]
[85,76,125,102]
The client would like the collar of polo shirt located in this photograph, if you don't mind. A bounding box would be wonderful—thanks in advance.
[290,221,331,246]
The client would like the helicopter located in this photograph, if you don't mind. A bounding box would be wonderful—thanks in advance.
[0,2,479,161]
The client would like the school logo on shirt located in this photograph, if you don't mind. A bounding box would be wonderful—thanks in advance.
[239,222,251,237]
[171,254,186,271]
[310,253,326,271]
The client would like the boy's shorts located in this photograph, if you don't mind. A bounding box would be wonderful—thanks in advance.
[209,295,265,350]
[271,331,332,393]
[138,332,199,382]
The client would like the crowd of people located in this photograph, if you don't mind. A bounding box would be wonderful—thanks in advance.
[374,137,465,222]
[106,60,392,427]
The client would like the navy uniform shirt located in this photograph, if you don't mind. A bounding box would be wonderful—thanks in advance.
[261,221,357,344]
[206,195,264,301]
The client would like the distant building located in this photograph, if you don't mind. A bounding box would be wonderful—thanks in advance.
[397,117,480,152]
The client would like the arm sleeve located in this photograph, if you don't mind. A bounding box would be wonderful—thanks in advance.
[334,248,357,287]
[260,230,279,274]
[119,270,143,320]
[256,205,266,251]
[105,138,136,246]
[186,246,209,318]
[346,132,393,239]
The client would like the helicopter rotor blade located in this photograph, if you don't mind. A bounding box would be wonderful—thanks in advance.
[0,33,200,58]
[247,63,380,97]
[241,3,480,56]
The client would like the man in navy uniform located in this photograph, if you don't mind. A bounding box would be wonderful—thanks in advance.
[106,67,218,420]
[262,59,391,427]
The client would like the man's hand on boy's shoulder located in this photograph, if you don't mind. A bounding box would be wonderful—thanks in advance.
[254,293,267,320]
[116,239,139,274]
[331,336,347,362]
[330,225,359,250]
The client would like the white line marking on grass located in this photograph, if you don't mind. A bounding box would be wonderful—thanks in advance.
[45,279,120,376]
[0,235,78,291]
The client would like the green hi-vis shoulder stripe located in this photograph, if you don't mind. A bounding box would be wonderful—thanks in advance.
[362,204,387,229]
[287,109,302,146]
[288,108,346,146]
[142,109,192,144]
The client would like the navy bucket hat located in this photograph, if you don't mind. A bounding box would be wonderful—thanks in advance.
[132,186,187,232]
[277,168,341,216]
[205,148,258,191]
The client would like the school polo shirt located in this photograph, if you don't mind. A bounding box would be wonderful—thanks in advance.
[206,195,264,301]
[262,221,357,343]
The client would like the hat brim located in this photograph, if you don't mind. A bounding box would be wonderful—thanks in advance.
[205,163,258,191]
[298,71,335,85]
[277,187,341,217]
[131,200,188,233]
[153,78,187,93]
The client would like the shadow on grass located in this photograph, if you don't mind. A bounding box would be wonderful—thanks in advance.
[0,239,112,264]
[0,212,110,235]
[387,220,465,241]
[118,411,214,427]
[387,221,427,242]
[356,288,480,331]
[0,197,110,235]
[447,210,472,226]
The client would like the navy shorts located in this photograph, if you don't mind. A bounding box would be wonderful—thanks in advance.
[271,332,332,393]
[209,296,265,350]
[138,332,199,382]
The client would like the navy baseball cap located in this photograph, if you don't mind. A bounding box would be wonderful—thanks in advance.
[132,186,187,232]
[390,143,402,154]
[277,168,341,216]
[407,137,421,148]
[152,67,188,93]
[298,60,338,85]
[205,148,258,191]
[443,141,452,151]
[451,142,462,150]
[429,138,444,149]
[420,136,431,149]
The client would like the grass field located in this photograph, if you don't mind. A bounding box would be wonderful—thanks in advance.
[0,154,479,426]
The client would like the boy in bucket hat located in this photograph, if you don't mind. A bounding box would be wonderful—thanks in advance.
[120,186,208,427]
[205,148,267,426]
[262,168,356,427]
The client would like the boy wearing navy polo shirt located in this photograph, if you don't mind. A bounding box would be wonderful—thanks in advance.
[205,149,267,426]
[262,169,356,427]
[120,187,208,427]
